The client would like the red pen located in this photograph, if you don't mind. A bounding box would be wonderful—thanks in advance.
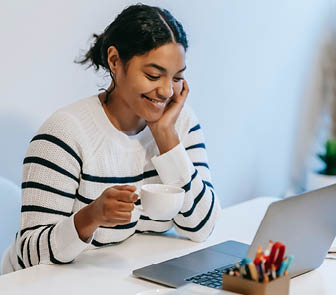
[266,241,285,272]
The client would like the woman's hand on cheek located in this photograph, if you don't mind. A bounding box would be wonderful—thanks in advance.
[148,80,189,154]
[160,79,189,128]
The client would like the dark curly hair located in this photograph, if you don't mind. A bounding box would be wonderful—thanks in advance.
[76,3,188,102]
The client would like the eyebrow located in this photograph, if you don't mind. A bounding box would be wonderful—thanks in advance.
[144,63,187,74]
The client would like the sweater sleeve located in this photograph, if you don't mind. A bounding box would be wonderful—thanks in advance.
[151,105,222,242]
[17,111,91,269]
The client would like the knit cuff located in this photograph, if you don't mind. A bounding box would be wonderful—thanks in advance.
[151,143,194,187]
[52,214,93,262]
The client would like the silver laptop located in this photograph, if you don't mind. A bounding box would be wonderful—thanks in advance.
[133,183,336,288]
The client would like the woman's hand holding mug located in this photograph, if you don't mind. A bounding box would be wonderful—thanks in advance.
[74,185,138,241]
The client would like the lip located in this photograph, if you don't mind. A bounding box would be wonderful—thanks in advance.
[141,94,167,107]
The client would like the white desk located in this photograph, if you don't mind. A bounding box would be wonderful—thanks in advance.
[0,197,335,295]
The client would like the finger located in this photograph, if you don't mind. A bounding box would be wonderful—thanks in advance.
[107,190,138,203]
[111,211,132,221]
[103,218,132,226]
[112,185,137,192]
[115,201,135,212]
[167,91,186,112]
[173,93,186,104]
[180,80,189,98]
[104,187,137,200]
[128,192,138,202]
[102,208,132,221]
[111,219,133,226]
[114,220,133,225]
[171,82,188,105]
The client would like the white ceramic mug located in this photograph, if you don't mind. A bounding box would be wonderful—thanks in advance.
[137,184,185,220]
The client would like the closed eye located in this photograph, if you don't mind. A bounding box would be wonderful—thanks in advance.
[146,74,160,81]
[146,74,184,83]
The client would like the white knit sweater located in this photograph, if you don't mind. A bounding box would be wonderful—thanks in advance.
[2,95,221,274]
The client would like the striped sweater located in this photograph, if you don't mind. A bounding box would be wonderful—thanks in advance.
[2,95,221,273]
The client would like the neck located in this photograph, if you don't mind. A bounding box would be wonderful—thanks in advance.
[98,87,146,135]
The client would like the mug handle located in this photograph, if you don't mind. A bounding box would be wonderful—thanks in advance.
[134,206,146,216]
[134,189,146,216]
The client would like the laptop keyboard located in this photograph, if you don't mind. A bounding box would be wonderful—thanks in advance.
[185,263,236,289]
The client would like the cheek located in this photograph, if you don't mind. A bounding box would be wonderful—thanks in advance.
[123,72,151,94]
[132,79,154,95]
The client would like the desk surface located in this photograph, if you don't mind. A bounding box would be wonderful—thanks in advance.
[0,197,335,295]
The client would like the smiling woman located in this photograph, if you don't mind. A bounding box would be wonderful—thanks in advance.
[1,3,221,274]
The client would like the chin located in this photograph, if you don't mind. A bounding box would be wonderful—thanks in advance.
[139,107,166,123]
[143,112,163,123]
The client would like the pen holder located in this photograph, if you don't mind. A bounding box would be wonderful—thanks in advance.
[222,274,290,295]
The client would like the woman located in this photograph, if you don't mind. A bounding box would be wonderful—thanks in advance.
[1,3,221,274]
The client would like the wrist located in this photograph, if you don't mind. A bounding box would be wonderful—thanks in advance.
[74,203,99,242]
[152,127,180,154]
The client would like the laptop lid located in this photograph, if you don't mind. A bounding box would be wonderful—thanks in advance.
[246,183,336,277]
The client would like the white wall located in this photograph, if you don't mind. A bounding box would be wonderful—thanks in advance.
[0,0,334,207]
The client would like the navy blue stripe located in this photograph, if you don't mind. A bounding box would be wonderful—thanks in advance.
[181,182,206,218]
[203,181,214,189]
[185,143,206,150]
[193,162,209,168]
[143,170,159,178]
[188,124,201,133]
[135,229,170,234]
[37,225,52,263]
[135,199,141,206]
[82,173,143,183]
[182,170,198,192]
[31,134,82,168]
[21,224,54,236]
[91,232,137,247]
[22,181,75,200]
[100,221,138,230]
[24,157,79,183]
[76,193,93,204]
[82,169,158,184]
[27,236,33,267]
[17,256,25,269]
[47,225,73,264]
[21,205,72,217]
[174,189,215,232]
[139,215,172,222]
[91,240,121,247]
[21,237,27,258]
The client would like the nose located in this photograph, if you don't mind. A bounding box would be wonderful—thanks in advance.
[157,79,174,100]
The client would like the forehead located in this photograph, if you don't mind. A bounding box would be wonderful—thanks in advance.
[131,43,186,72]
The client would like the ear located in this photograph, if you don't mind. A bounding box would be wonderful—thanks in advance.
[107,46,121,74]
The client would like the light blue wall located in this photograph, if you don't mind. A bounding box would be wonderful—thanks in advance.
[0,0,334,206]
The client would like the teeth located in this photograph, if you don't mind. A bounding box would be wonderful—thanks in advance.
[144,95,165,106]
[152,100,165,106]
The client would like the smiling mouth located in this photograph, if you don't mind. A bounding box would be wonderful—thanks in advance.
[141,94,166,106]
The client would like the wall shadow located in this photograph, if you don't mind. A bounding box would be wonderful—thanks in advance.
[290,27,336,194]
[0,110,37,186]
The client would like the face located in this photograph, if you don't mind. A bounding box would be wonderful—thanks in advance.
[111,43,186,123]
